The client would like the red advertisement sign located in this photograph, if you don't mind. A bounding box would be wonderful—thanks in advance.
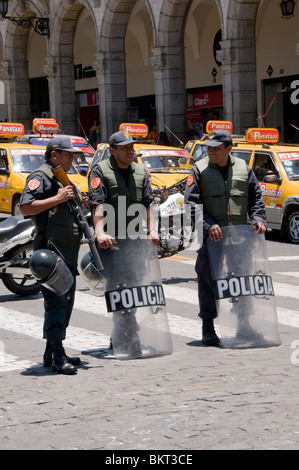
[206,120,233,133]
[246,128,279,144]
[0,122,24,138]
[119,123,148,138]
[193,89,223,109]
[32,119,59,134]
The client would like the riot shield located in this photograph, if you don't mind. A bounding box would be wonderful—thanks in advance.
[99,237,173,359]
[207,225,281,348]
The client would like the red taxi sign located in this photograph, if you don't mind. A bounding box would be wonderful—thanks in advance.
[246,128,279,144]
[32,118,59,135]
[119,123,148,138]
[206,120,233,133]
[0,122,25,138]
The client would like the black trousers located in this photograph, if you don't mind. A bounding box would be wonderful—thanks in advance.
[195,241,217,321]
[41,273,76,341]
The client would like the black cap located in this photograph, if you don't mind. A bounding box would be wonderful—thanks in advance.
[108,130,134,146]
[205,130,233,147]
[46,136,81,153]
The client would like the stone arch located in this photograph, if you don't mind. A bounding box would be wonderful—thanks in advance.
[2,0,50,127]
[97,0,140,139]
[47,0,97,134]
[155,0,190,142]
[0,31,5,121]
[219,0,259,131]
[125,0,156,130]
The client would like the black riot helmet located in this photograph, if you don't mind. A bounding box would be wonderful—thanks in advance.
[80,251,103,296]
[29,249,74,296]
[29,249,57,281]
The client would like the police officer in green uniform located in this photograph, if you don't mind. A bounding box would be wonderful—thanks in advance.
[20,136,84,374]
[184,130,266,346]
[88,130,159,355]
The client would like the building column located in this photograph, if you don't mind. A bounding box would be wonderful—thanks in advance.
[94,52,127,142]
[0,61,13,122]
[151,46,187,145]
[219,38,257,134]
[44,57,58,121]
[2,57,31,129]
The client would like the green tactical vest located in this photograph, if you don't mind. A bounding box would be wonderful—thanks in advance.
[97,156,146,237]
[195,155,249,227]
[31,163,81,267]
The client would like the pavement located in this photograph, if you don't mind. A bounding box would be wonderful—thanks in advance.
[0,303,299,451]
[1,240,299,451]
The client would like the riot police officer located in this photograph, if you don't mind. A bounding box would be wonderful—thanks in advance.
[20,136,84,374]
[88,130,160,357]
[184,130,266,346]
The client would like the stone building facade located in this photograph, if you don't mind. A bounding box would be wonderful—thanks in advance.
[0,0,298,144]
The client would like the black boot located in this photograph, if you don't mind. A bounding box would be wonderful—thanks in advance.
[202,319,220,346]
[43,341,81,367]
[50,340,77,375]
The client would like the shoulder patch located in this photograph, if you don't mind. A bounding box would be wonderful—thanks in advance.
[28,179,41,191]
[187,174,194,186]
[90,177,101,189]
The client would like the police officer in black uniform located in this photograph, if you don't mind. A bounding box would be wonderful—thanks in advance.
[184,130,266,346]
[20,136,84,374]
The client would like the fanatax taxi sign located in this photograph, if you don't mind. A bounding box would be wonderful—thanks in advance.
[246,128,279,144]
[206,120,233,133]
[32,118,59,135]
[0,123,25,138]
[119,123,149,138]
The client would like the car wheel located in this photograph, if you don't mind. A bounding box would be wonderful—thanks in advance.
[287,211,299,243]
[12,197,21,216]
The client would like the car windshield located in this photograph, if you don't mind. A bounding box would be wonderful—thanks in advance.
[278,152,299,180]
[139,150,192,172]
[10,148,78,175]
[72,151,93,166]
[191,143,208,161]
[11,149,46,173]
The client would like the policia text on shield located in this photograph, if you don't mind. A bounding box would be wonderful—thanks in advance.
[20,136,87,375]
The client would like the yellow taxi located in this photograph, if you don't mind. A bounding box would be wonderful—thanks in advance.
[229,127,299,243]
[0,122,88,215]
[185,120,245,161]
[18,118,95,176]
[88,123,193,189]
[187,121,299,243]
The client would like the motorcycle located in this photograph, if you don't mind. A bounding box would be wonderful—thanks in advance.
[152,178,194,257]
[0,216,40,296]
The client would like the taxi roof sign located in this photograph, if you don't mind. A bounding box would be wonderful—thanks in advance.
[32,118,59,135]
[246,128,279,144]
[119,123,148,138]
[206,120,233,134]
[0,122,25,138]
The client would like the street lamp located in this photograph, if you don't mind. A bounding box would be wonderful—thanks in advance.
[279,0,296,18]
[0,0,50,37]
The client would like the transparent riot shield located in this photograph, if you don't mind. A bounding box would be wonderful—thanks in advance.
[99,237,173,360]
[207,225,281,348]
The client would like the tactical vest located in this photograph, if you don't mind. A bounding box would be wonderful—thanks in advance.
[97,157,146,237]
[31,163,81,267]
[195,156,249,226]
